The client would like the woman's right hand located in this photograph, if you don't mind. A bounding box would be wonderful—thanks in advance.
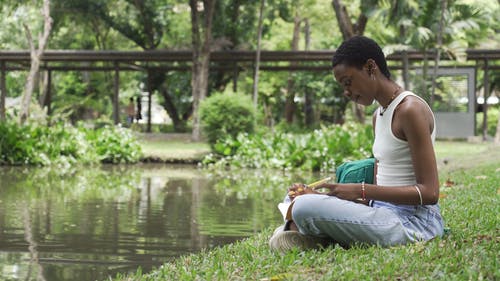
[287,183,315,199]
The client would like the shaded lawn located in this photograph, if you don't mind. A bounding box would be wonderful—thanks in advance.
[139,140,210,161]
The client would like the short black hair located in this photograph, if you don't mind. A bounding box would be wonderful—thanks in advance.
[332,36,391,79]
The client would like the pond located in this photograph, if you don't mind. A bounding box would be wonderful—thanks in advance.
[0,164,320,281]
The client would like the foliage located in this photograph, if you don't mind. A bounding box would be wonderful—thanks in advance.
[0,2,43,50]
[212,1,258,49]
[202,123,374,172]
[52,0,167,50]
[294,71,348,125]
[85,125,143,163]
[373,0,498,108]
[476,105,500,137]
[409,72,471,113]
[51,72,97,123]
[199,91,257,147]
[0,1,498,133]
[156,70,193,131]
[262,0,339,50]
[0,121,89,166]
[0,121,142,166]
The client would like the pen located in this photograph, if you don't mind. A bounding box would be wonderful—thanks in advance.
[307,176,332,189]
[288,177,332,196]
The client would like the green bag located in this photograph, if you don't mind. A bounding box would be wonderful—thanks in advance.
[335,158,375,184]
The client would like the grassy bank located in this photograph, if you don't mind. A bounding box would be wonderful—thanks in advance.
[138,133,210,163]
[116,141,500,281]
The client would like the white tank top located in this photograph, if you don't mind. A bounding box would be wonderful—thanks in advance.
[372,91,436,187]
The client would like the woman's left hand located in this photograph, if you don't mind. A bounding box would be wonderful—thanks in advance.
[317,183,367,203]
[287,183,316,199]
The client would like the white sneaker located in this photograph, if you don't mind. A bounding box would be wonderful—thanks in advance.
[268,224,329,252]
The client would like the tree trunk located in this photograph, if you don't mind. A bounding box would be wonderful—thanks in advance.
[145,69,190,132]
[331,0,367,123]
[402,50,410,90]
[159,87,189,132]
[263,99,274,133]
[430,0,447,106]
[422,49,429,102]
[482,60,490,141]
[20,26,41,124]
[38,71,49,108]
[145,69,155,132]
[0,61,6,121]
[284,14,301,124]
[38,70,52,118]
[190,0,216,141]
[397,24,410,90]
[331,0,354,39]
[252,0,265,109]
[19,0,52,124]
[113,62,120,124]
[494,109,500,144]
[303,18,314,127]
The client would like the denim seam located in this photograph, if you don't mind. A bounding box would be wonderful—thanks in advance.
[305,216,403,227]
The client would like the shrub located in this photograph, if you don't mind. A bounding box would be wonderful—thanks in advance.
[0,121,40,165]
[86,125,142,163]
[0,121,142,166]
[200,92,256,148]
[202,122,374,172]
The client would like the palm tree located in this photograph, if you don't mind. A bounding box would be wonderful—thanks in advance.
[375,0,490,105]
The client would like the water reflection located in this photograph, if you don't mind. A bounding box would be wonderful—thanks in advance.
[0,164,320,281]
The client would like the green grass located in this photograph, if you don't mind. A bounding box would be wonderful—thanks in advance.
[115,141,500,281]
[140,140,210,161]
[434,140,492,163]
[435,140,489,159]
[434,141,500,173]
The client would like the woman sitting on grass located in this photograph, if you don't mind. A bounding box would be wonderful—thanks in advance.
[269,36,444,251]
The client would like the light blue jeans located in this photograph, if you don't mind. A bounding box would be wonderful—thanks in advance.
[288,194,444,247]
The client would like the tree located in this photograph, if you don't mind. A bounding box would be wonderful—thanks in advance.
[49,1,129,123]
[303,18,314,127]
[485,68,500,143]
[495,114,500,144]
[430,0,447,106]
[54,0,263,133]
[252,0,266,109]
[330,0,377,123]
[96,0,164,130]
[53,0,194,131]
[269,0,326,124]
[0,61,4,121]
[380,0,491,94]
[210,0,259,91]
[283,9,302,124]
[1,2,34,121]
[190,0,216,141]
[19,0,53,124]
[249,0,342,127]
[331,0,369,39]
